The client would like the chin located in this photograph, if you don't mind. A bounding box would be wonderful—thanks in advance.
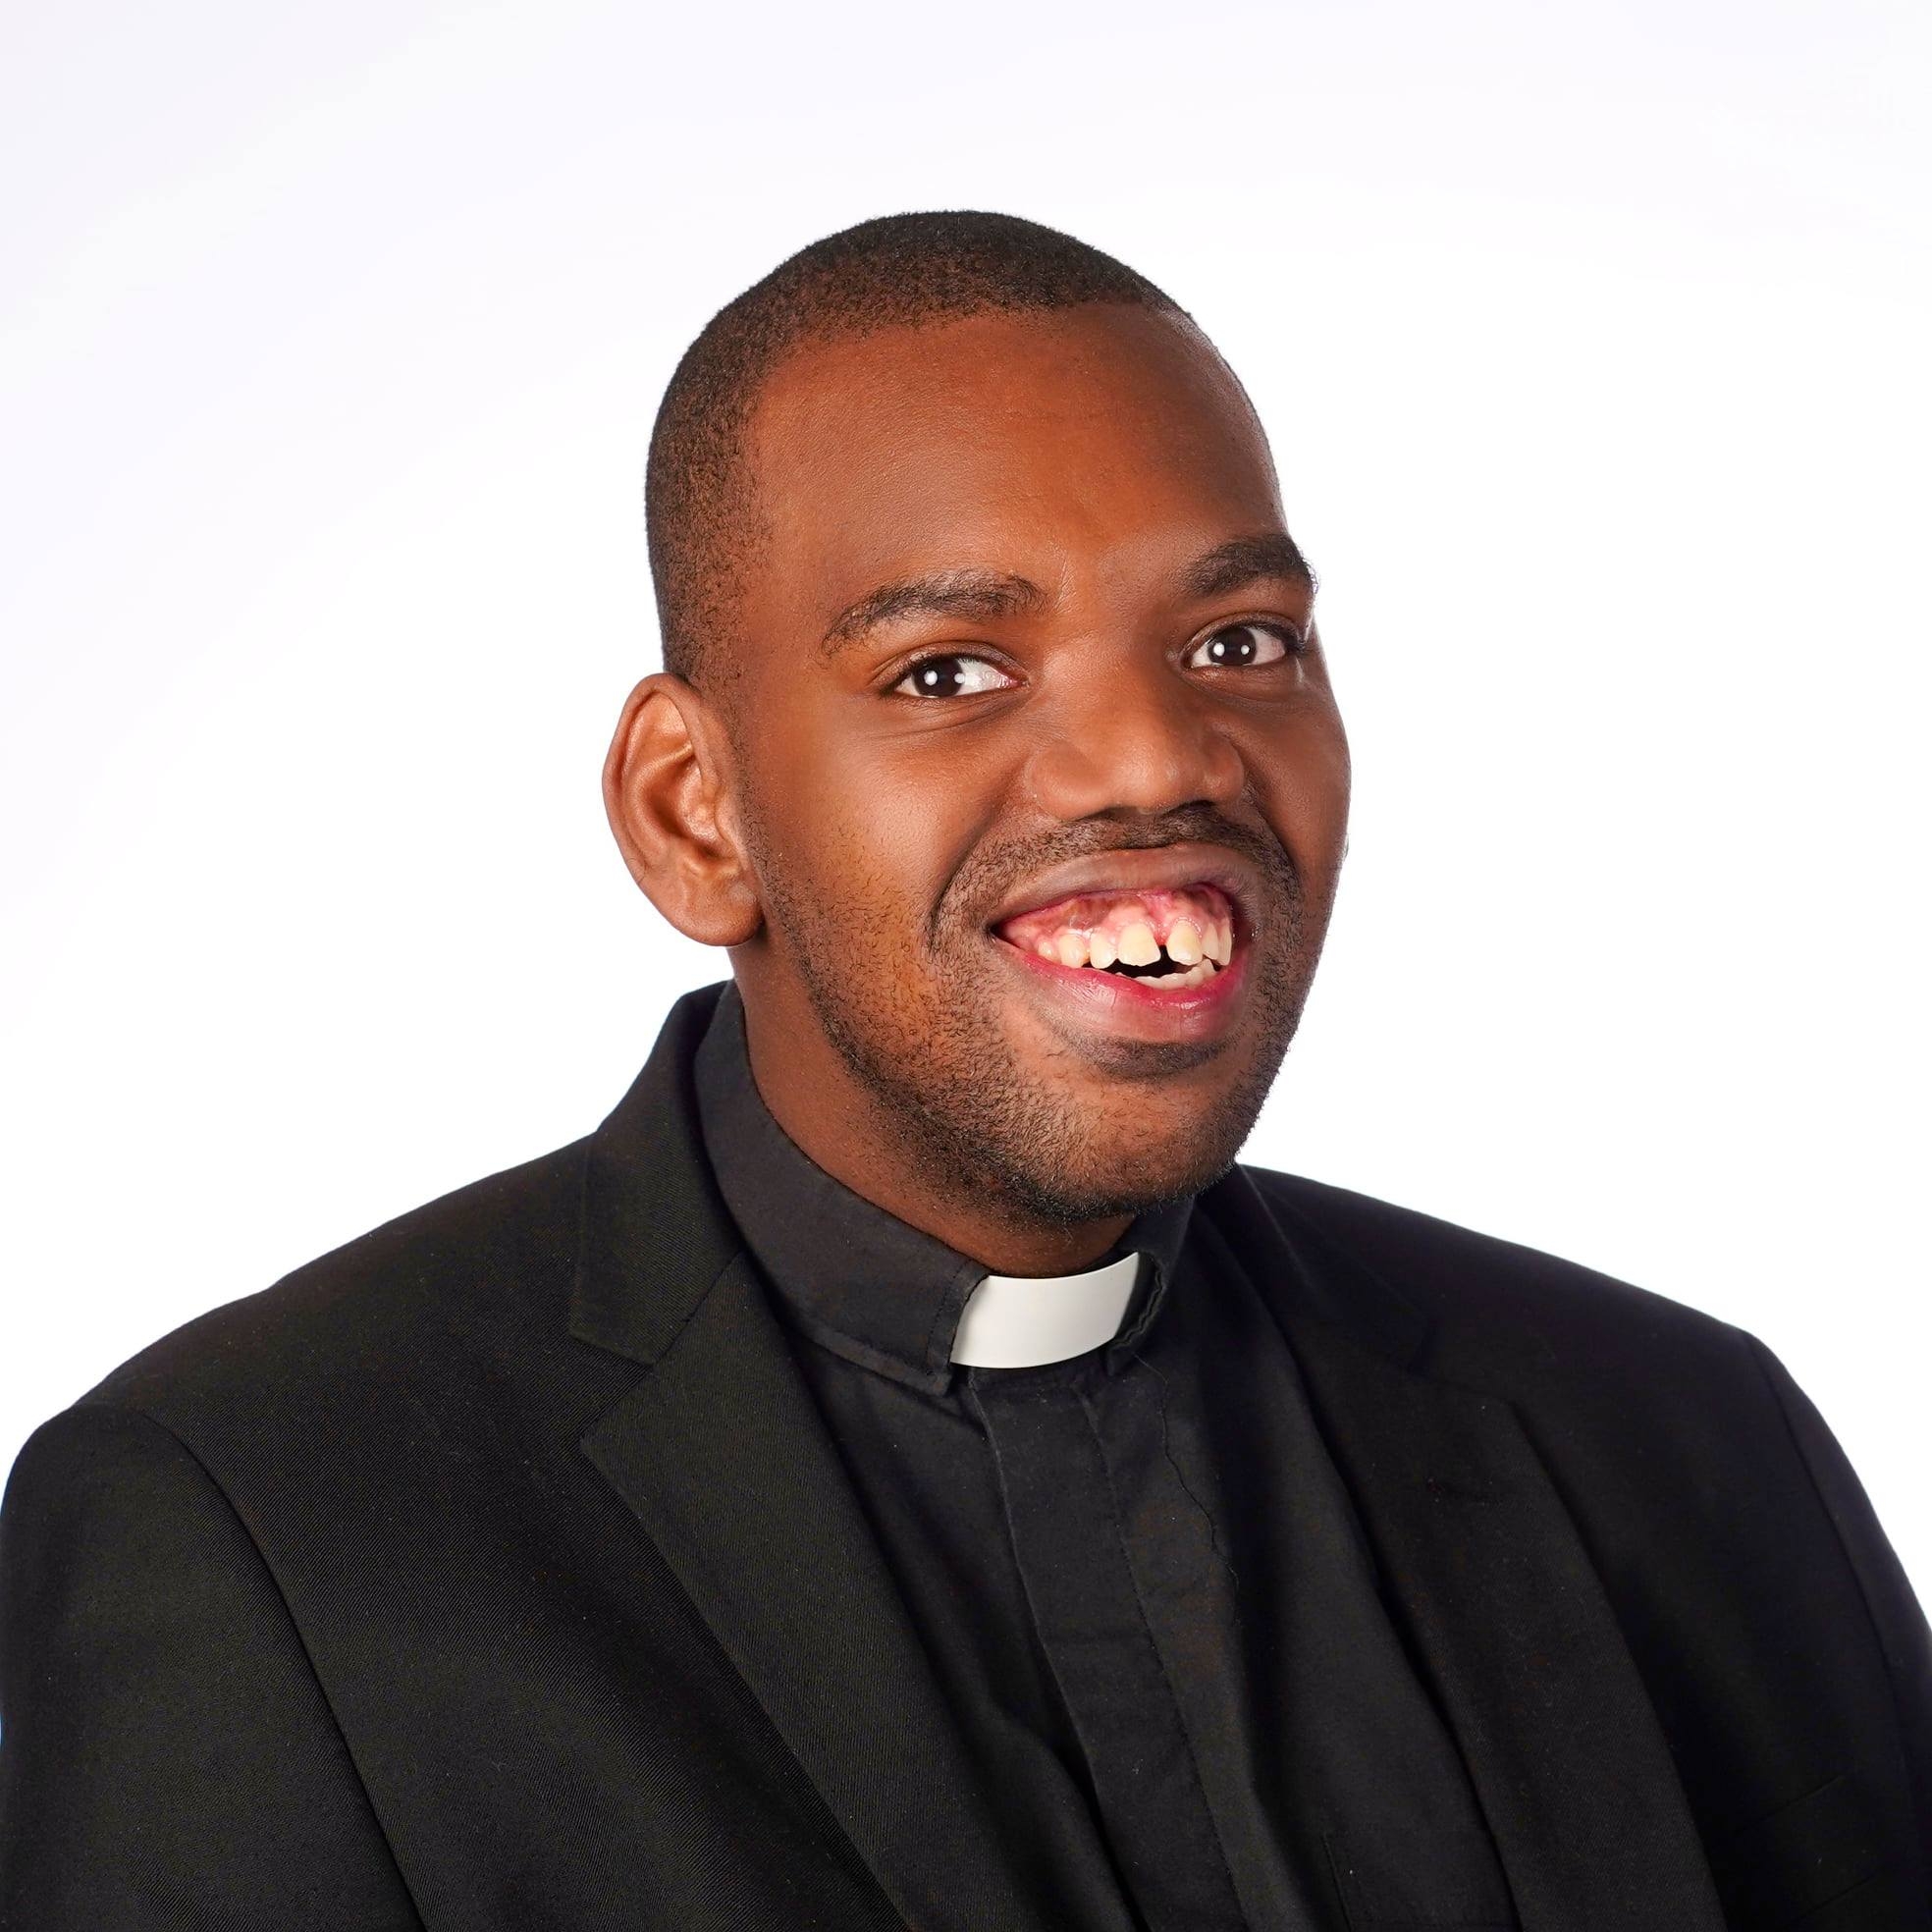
[996,1118,1252,1227]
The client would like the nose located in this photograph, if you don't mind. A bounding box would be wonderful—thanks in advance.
[1023,659,1246,824]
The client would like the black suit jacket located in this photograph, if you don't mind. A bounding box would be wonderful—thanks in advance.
[3,982,1928,1930]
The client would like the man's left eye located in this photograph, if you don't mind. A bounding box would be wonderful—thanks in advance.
[891,655,1015,698]
[1185,622,1298,670]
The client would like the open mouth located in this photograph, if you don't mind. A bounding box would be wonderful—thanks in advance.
[993,884,1238,992]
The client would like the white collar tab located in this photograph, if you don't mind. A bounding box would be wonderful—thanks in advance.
[949,1252,1144,1369]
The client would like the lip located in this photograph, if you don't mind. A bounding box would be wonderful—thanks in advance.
[982,841,1270,1049]
[991,921,1253,1046]
[986,841,1263,936]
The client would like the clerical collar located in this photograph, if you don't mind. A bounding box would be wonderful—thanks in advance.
[692,982,1193,1396]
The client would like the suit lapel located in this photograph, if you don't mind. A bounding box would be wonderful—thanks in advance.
[569,986,1049,1932]
[572,989,1730,1929]
[1208,1170,1729,1932]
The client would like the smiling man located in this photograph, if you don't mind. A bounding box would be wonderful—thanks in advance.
[3,214,1928,1931]
[616,265,1344,1275]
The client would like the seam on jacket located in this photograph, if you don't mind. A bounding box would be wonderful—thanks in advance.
[651,1247,753,1370]
[81,1399,432,1929]
[1787,1869,1882,1928]
[1739,1331,1931,1910]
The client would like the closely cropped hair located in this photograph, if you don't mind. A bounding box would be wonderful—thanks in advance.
[644,211,1186,693]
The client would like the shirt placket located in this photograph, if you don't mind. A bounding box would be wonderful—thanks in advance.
[967,1360,1249,1932]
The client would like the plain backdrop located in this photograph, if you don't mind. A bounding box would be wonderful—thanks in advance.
[3,1,1927,1596]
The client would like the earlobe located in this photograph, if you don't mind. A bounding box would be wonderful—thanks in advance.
[602,672,763,946]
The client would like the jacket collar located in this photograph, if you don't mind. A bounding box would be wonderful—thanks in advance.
[568,982,740,1369]
[1198,1154,1432,1368]
[568,982,1724,1932]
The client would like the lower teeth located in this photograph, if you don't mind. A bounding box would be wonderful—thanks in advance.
[1113,958,1218,989]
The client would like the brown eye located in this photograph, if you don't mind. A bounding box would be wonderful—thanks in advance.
[1185,622,1296,670]
[891,655,1015,698]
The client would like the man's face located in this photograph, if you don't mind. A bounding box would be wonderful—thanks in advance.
[722,303,1350,1227]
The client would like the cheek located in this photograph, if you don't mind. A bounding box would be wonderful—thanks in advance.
[1241,705,1351,864]
[750,720,993,942]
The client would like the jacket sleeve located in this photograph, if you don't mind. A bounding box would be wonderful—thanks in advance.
[0,1402,424,1930]
[1748,1336,1932,1882]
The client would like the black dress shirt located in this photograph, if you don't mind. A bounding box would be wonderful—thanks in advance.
[694,984,1519,1932]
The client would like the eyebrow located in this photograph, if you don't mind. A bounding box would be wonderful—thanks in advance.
[822,569,1046,657]
[1181,531,1318,601]
[819,531,1316,658]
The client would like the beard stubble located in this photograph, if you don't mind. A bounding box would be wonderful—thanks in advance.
[739,796,1325,1233]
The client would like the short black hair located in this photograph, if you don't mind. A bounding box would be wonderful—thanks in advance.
[644,210,1189,692]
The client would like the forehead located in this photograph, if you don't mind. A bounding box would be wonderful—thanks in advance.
[744,305,1283,618]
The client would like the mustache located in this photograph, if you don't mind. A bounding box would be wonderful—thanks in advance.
[936,803,1302,942]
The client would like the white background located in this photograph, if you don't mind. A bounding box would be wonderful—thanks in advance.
[4,1,1926,1592]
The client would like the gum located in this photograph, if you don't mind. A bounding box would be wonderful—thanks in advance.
[996,884,1233,953]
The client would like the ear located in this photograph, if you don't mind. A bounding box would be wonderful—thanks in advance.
[602,672,762,946]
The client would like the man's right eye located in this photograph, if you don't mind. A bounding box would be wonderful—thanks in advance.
[890,655,1016,699]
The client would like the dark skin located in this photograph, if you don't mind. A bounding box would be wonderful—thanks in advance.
[605,303,1351,1275]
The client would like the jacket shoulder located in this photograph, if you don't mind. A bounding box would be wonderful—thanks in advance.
[1238,1163,1755,1390]
[72,1137,596,1436]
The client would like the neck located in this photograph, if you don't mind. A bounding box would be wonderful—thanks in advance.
[735,983,1131,1279]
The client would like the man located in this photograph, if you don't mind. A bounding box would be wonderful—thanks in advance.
[1,212,1925,1930]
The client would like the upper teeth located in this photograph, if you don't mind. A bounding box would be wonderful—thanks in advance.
[1015,888,1237,981]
